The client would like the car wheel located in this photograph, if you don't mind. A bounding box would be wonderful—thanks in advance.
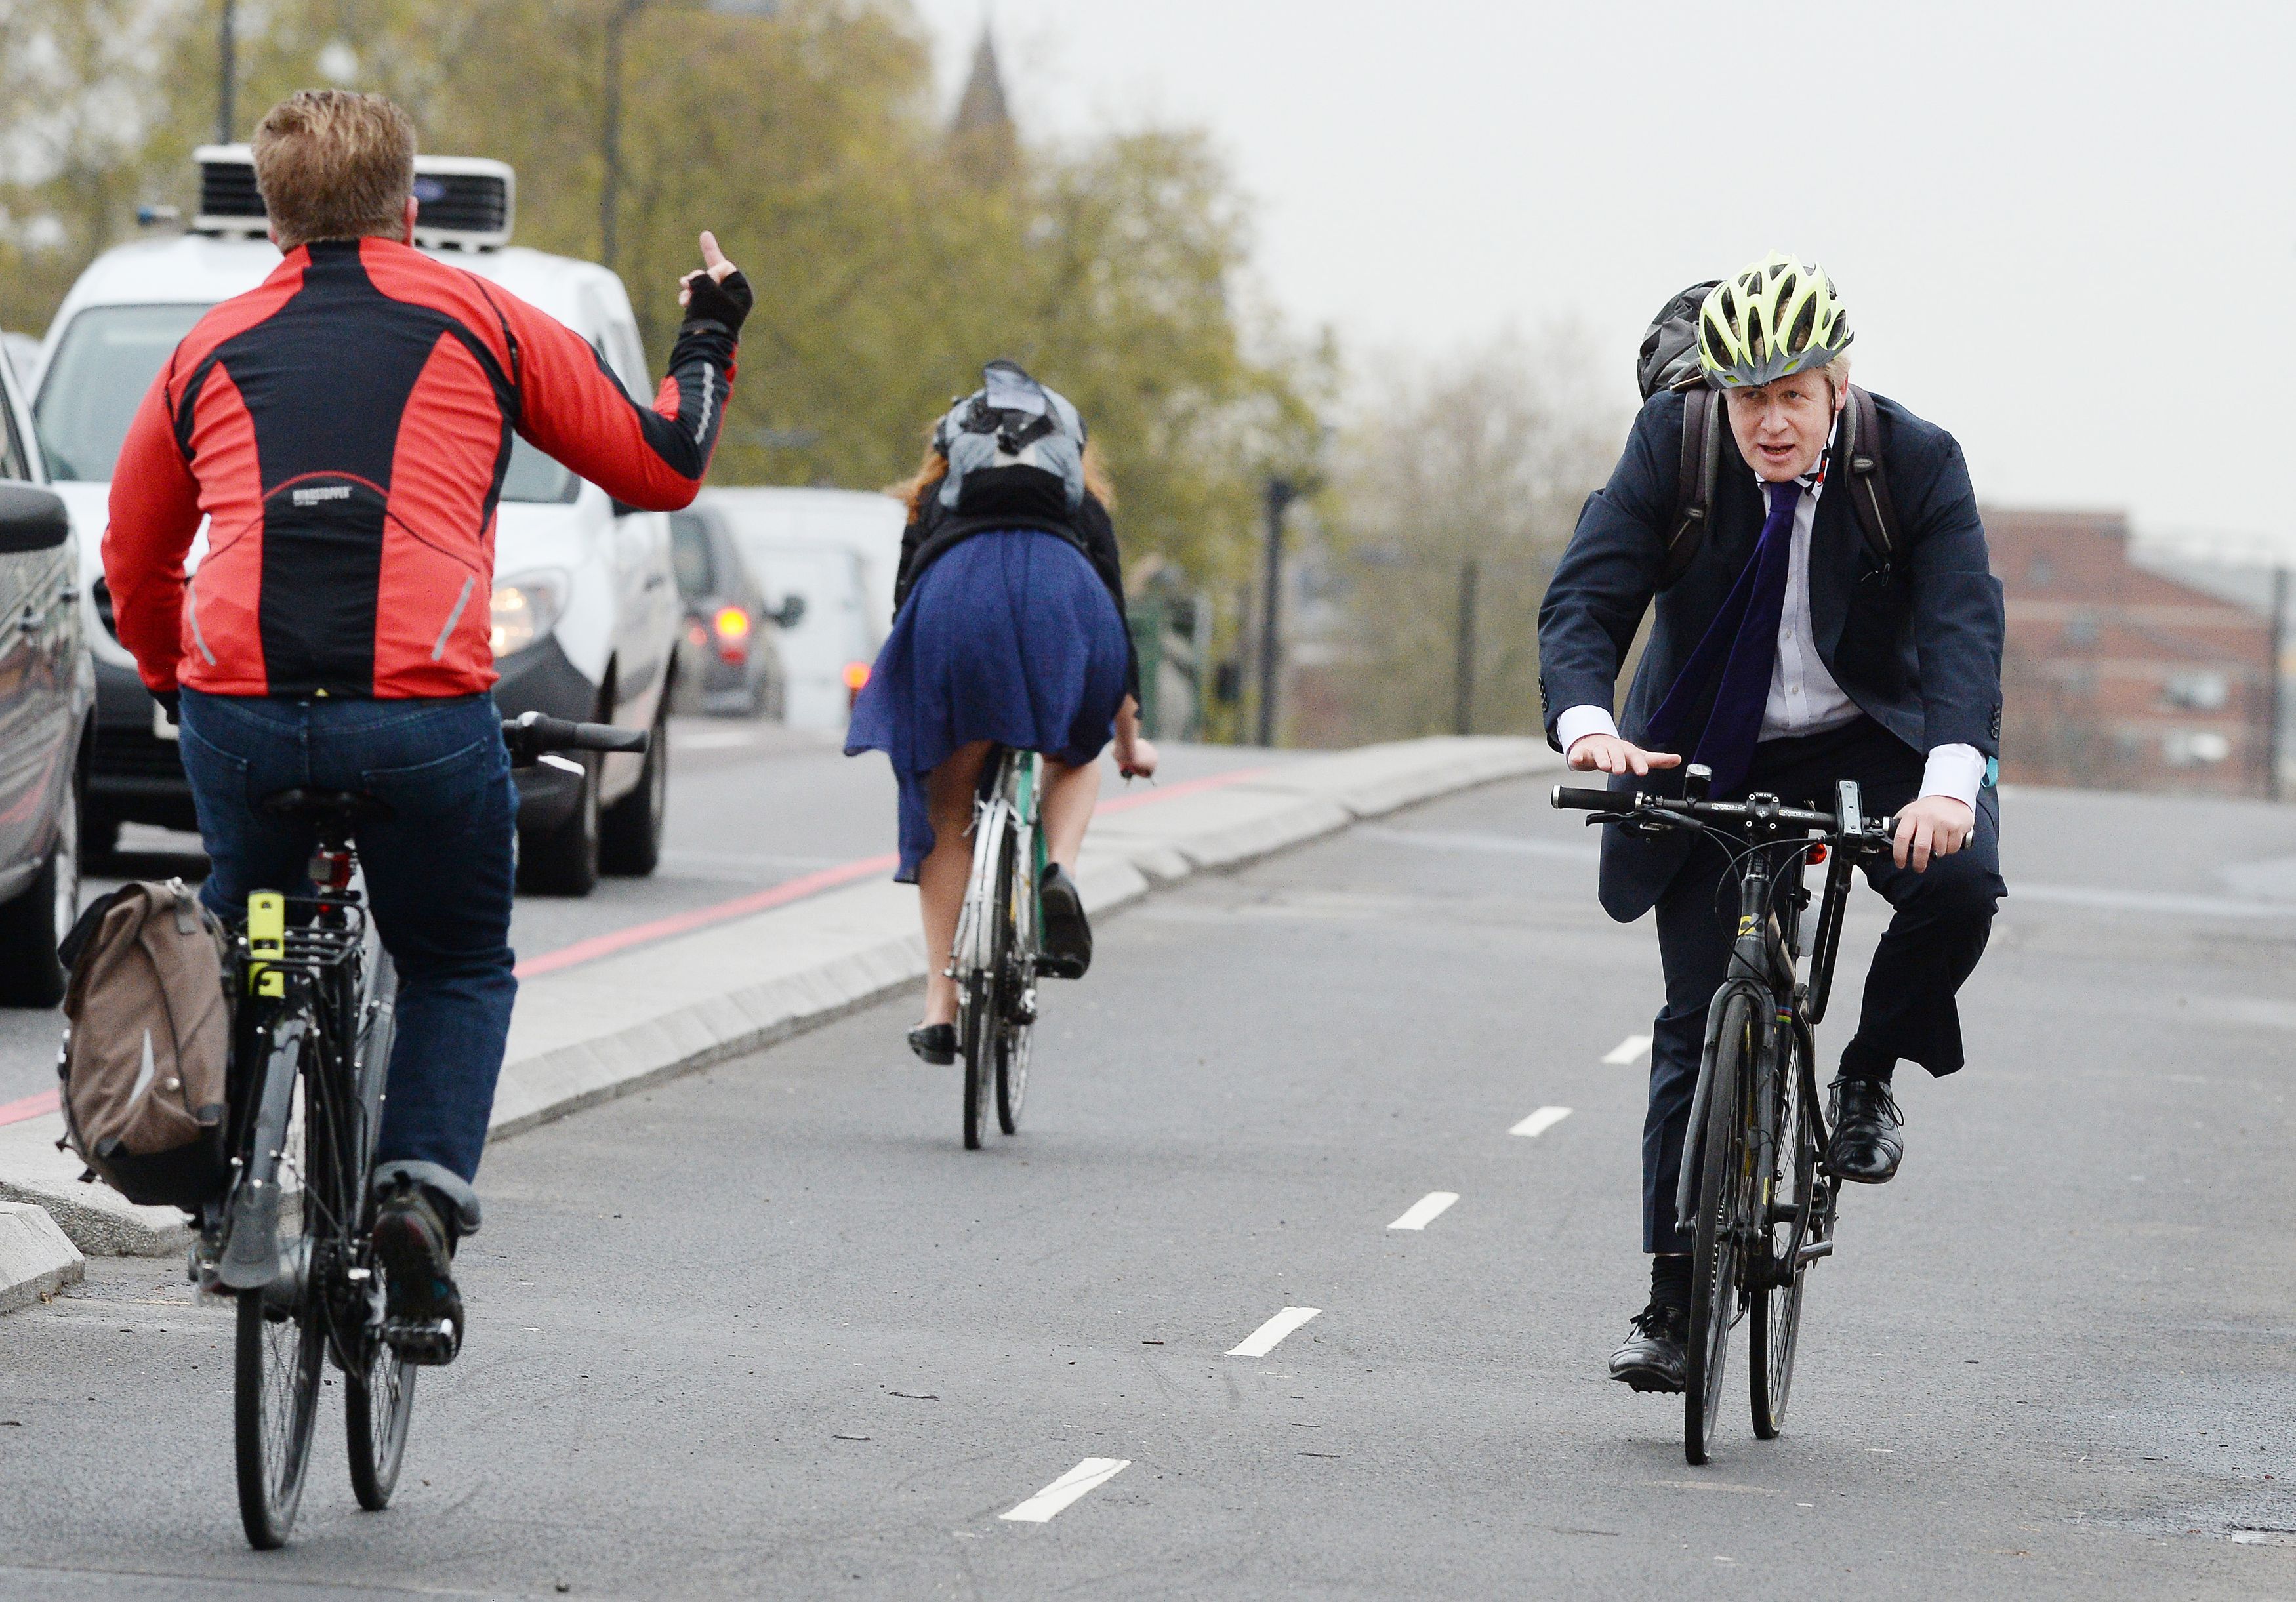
[599,699,668,877]
[0,768,81,1006]
[516,754,600,897]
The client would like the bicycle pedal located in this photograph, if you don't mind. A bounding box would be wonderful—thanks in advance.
[383,1315,461,1366]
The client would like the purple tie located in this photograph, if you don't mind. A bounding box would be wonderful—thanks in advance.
[1645,478,1801,796]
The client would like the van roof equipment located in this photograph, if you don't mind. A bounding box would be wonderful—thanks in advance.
[191,146,516,251]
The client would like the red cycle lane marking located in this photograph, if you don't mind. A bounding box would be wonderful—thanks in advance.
[0,1088,58,1128]
[0,763,1292,1126]
[514,763,1279,981]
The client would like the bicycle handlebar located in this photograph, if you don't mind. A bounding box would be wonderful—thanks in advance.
[501,710,649,767]
[1551,781,1896,844]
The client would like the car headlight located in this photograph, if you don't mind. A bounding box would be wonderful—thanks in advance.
[491,569,570,658]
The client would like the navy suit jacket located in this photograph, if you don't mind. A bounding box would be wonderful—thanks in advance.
[1537,388,2004,923]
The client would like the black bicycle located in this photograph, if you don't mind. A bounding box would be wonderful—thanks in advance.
[1553,764,1896,1465]
[203,711,646,1548]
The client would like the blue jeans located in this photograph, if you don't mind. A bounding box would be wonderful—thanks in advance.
[177,689,518,1188]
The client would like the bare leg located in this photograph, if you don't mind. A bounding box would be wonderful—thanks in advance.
[917,742,992,1029]
[1039,755,1102,872]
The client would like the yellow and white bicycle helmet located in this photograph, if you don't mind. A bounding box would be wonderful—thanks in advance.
[1696,252,1853,389]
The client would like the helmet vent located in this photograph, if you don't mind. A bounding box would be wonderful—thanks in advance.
[1788,298,1817,353]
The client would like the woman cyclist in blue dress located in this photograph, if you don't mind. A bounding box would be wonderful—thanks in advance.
[847,361,1157,1063]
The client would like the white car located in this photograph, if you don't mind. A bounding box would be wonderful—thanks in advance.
[30,148,679,895]
[700,487,903,731]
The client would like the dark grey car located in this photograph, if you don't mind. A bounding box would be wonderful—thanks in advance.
[670,504,798,718]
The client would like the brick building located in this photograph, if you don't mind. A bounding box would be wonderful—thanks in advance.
[1986,508,2278,796]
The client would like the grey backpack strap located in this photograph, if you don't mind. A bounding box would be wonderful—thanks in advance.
[1660,386,1723,588]
[1840,384,1900,577]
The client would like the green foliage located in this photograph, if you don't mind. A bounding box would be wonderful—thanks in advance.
[0,0,1319,593]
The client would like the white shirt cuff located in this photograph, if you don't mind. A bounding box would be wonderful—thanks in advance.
[1557,705,1620,758]
[1920,743,1986,812]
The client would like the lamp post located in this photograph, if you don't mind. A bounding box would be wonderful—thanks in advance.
[600,0,777,269]
[1254,476,1300,748]
[216,0,236,143]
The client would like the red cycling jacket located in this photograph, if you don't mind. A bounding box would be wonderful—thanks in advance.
[105,236,737,698]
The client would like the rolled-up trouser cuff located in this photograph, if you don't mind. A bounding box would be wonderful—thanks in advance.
[373,1160,482,1235]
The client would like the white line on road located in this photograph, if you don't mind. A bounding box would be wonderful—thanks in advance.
[674,729,762,750]
[1387,1192,1459,1231]
[1602,1034,1653,1065]
[1511,1106,1573,1138]
[1228,1306,1322,1357]
[1000,1457,1131,1523]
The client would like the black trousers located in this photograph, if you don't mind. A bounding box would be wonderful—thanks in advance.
[1641,718,2004,1254]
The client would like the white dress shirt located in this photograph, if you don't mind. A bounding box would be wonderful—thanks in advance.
[1557,446,1985,812]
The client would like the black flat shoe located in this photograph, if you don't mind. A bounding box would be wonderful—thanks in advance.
[1826,1077,1904,1184]
[1608,1300,1688,1393]
[1036,862,1092,979]
[908,1023,956,1065]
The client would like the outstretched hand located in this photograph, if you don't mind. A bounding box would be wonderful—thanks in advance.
[678,230,752,335]
[1566,733,1682,778]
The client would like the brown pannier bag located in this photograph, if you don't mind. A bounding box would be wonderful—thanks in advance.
[56,879,233,1210]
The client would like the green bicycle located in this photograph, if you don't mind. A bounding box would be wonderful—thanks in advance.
[949,745,1046,1149]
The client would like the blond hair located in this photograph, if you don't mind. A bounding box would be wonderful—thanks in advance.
[887,438,1117,524]
[251,91,417,250]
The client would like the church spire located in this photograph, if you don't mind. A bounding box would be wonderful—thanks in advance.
[951,24,1017,183]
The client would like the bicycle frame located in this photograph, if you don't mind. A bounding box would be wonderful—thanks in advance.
[951,747,1044,983]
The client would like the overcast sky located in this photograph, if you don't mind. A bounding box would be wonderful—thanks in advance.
[911,0,2295,558]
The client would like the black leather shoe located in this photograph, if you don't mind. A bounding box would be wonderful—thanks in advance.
[1827,1077,1904,1184]
[908,1023,956,1065]
[1608,1300,1688,1393]
[1036,862,1092,979]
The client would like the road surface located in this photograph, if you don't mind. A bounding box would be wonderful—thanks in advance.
[0,776,2291,1597]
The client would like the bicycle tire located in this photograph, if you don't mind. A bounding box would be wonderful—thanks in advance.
[1749,1022,1816,1439]
[962,969,996,1149]
[1685,990,1757,1466]
[346,949,417,1509]
[233,1016,325,1548]
[995,816,1031,1136]
[345,1284,419,1510]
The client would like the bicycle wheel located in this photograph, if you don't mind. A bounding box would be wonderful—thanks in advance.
[958,794,1013,1151]
[346,949,417,1509]
[994,821,1031,1136]
[235,1283,324,1548]
[345,1275,419,1509]
[1685,990,1758,1466]
[1749,1023,1816,1439]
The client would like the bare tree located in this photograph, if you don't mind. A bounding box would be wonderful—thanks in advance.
[1311,327,1624,742]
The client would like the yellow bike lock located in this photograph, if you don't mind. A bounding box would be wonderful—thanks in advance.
[247,892,286,998]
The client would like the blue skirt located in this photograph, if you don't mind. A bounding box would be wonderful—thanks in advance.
[844,529,1131,882]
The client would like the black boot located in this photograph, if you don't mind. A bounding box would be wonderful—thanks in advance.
[370,1177,464,1365]
[1036,862,1092,979]
[1827,1077,1905,1184]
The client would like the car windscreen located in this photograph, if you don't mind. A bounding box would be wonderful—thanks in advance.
[37,300,583,503]
[35,304,207,481]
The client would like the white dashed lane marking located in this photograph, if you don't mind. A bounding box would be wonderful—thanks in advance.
[1510,1106,1573,1138]
[1000,1458,1131,1523]
[1603,1033,1653,1065]
[1387,1192,1459,1231]
[1227,1306,1322,1358]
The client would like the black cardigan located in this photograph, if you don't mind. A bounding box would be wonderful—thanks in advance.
[893,481,1141,701]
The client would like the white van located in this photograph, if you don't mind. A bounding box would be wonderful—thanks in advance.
[30,149,679,895]
[699,487,903,731]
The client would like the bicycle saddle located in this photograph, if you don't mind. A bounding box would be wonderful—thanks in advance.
[257,788,396,826]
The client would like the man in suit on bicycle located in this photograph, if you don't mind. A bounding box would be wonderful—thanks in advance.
[1536,254,2007,1393]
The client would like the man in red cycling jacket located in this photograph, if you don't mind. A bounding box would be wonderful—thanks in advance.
[104,90,751,1362]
